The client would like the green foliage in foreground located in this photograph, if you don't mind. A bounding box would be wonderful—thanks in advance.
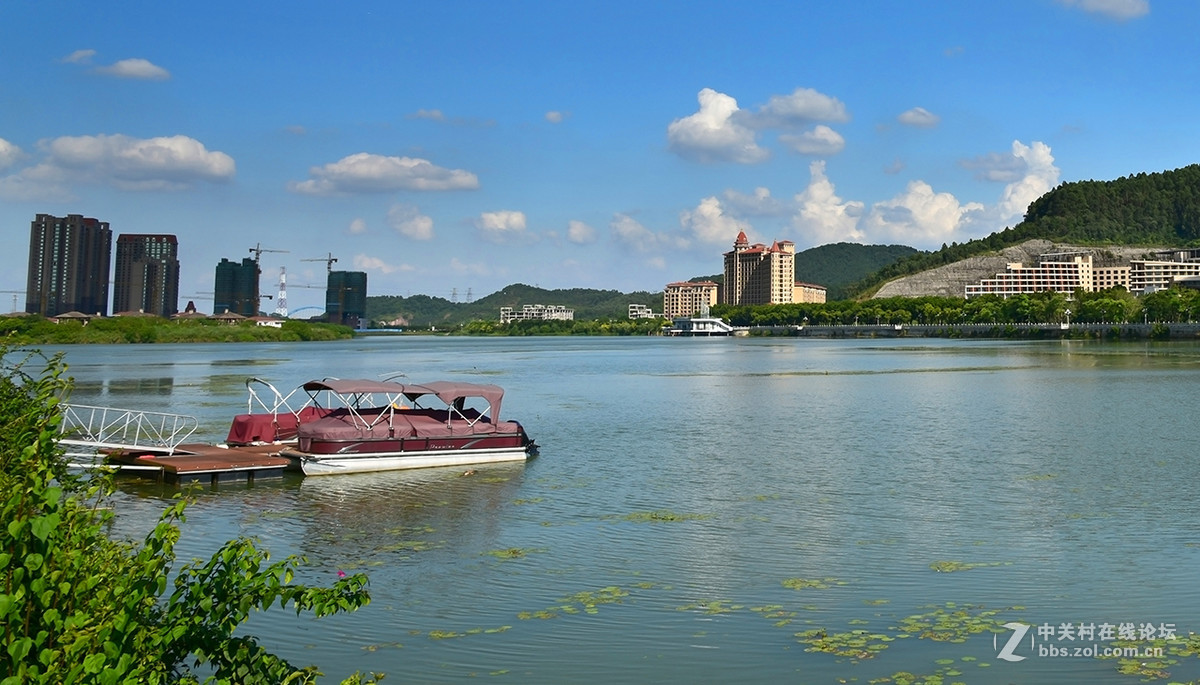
[0,316,354,344]
[0,345,380,684]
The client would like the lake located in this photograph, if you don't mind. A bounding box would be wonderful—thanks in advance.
[49,336,1200,684]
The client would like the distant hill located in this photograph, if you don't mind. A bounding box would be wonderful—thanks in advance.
[367,284,663,328]
[793,243,919,300]
[847,164,1200,298]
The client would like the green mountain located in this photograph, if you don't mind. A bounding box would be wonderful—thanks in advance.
[793,242,919,300]
[367,284,663,328]
[846,164,1200,298]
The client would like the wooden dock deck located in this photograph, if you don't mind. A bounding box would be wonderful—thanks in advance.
[106,443,291,485]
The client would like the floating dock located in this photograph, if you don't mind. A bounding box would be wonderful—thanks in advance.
[57,402,291,485]
[105,443,290,485]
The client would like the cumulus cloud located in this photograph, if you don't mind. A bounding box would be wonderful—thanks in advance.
[996,140,1061,222]
[783,140,1060,249]
[897,107,940,128]
[288,152,479,194]
[860,180,985,244]
[59,49,96,64]
[94,58,170,80]
[0,138,23,170]
[475,210,528,243]
[347,218,367,235]
[46,134,232,187]
[0,133,233,198]
[567,220,596,244]
[722,186,786,216]
[780,124,845,156]
[748,87,849,128]
[791,161,866,245]
[1059,0,1149,20]
[680,197,753,245]
[545,111,566,123]
[387,203,434,240]
[667,88,768,164]
[353,254,411,274]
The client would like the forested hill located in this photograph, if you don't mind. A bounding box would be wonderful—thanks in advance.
[367,284,663,328]
[846,164,1200,298]
[794,243,919,300]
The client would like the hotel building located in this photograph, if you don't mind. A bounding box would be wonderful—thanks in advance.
[966,248,1200,298]
[663,281,719,318]
[722,232,797,306]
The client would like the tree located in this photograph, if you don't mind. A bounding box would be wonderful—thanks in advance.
[0,345,381,685]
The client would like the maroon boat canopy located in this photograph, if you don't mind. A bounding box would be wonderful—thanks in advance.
[301,379,506,419]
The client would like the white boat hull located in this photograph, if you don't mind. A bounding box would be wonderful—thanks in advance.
[282,445,531,475]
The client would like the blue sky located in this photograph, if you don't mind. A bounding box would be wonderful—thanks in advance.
[0,0,1191,311]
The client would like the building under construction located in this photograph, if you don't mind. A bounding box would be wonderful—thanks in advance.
[326,271,367,327]
[213,257,259,316]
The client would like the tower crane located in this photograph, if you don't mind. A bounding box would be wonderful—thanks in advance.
[302,253,338,273]
[249,242,289,265]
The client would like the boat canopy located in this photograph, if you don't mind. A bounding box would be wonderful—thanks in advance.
[300,379,506,419]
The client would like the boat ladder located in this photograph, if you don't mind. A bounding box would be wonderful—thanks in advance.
[58,404,200,467]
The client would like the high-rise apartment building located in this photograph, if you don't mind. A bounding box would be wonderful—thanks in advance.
[26,213,112,317]
[113,234,179,317]
[326,270,367,327]
[722,231,796,306]
[214,257,260,316]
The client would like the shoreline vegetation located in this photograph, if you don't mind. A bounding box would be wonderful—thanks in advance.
[0,345,381,683]
[6,285,1200,343]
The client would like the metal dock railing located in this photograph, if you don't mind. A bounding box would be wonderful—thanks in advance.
[59,403,200,467]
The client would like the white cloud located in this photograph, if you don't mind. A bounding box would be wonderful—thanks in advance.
[47,134,232,188]
[288,152,479,194]
[94,58,170,80]
[59,49,95,64]
[780,124,845,156]
[353,254,411,274]
[722,187,786,216]
[680,196,753,245]
[897,107,940,128]
[996,140,1060,222]
[545,111,566,123]
[0,138,23,170]
[387,203,434,240]
[567,220,596,244]
[475,210,528,243]
[749,87,849,128]
[610,213,689,252]
[0,134,234,197]
[1059,0,1149,20]
[667,88,768,164]
[791,161,866,245]
[860,180,985,245]
[409,109,445,121]
[348,218,367,235]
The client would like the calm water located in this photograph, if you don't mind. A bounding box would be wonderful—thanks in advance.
[50,337,1200,684]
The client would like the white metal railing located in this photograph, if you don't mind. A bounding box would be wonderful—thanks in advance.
[59,404,199,456]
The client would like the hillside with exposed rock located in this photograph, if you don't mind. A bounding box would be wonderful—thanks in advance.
[873,240,1163,298]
